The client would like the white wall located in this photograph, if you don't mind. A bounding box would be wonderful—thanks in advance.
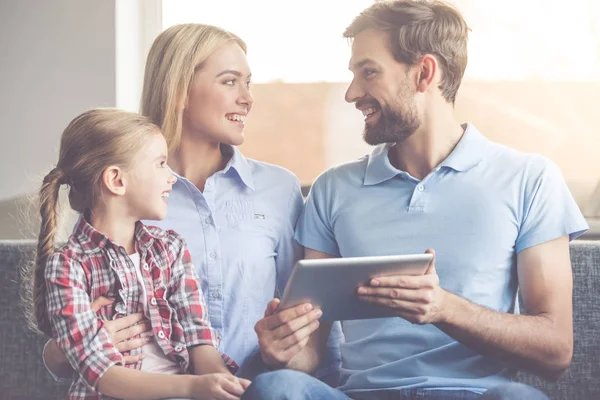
[0,0,117,202]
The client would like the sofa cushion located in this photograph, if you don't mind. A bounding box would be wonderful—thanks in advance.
[516,240,600,399]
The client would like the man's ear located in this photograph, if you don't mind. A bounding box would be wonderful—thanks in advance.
[415,54,438,94]
[101,166,126,196]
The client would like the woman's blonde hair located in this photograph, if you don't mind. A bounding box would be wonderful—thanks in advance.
[25,108,159,335]
[140,24,246,153]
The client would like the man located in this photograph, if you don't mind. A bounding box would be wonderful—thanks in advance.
[246,1,588,399]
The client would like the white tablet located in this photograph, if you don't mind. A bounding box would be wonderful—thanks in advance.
[279,254,433,321]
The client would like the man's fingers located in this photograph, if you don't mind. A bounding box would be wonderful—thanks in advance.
[115,336,152,352]
[261,303,314,331]
[122,354,144,365]
[356,287,425,302]
[368,274,434,290]
[274,308,322,338]
[90,296,114,313]
[279,319,320,349]
[357,295,421,314]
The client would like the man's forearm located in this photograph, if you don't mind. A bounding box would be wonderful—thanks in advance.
[189,345,231,375]
[436,291,572,380]
[43,339,74,378]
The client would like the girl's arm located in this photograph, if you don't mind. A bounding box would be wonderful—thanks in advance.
[189,345,231,375]
[98,366,197,399]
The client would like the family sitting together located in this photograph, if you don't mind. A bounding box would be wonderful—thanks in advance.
[24,1,587,399]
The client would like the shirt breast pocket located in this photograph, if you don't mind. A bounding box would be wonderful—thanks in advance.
[222,199,277,257]
[224,199,254,229]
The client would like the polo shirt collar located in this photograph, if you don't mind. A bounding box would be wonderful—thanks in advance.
[363,123,488,186]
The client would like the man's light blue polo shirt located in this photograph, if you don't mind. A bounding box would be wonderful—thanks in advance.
[295,123,588,394]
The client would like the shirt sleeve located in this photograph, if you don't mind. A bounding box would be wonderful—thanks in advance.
[45,253,123,391]
[167,232,238,374]
[515,157,589,253]
[274,175,305,297]
[294,170,341,257]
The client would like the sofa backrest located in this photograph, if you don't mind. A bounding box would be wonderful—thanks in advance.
[516,240,600,399]
[1,240,599,399]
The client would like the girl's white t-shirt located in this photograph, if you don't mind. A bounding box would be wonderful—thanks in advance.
[128,253,179,374]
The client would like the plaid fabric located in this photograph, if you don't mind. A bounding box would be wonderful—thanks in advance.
[45,215,238,400]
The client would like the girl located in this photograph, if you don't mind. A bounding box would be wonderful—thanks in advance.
[44,24,342,384]
[31,109,250,399]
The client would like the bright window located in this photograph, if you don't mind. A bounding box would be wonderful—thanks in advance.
[161,0,600,218]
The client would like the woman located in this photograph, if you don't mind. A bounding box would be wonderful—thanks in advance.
[43,24,341,386]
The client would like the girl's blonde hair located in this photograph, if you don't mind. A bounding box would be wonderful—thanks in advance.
[140,24,246,153]
[26,108,159,335]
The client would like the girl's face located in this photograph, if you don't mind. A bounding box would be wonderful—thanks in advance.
[183,42,253,146]
[126,132,177,221]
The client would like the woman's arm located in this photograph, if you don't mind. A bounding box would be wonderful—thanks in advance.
[43,296,151,379]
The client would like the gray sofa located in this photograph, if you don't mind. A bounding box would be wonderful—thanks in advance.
[1,240,598,400]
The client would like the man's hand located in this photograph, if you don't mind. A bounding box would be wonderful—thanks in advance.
[356,249,447,324]
[91,296,152,364]
[254,299,322,369]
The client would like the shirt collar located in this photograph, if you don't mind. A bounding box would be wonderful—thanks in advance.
[73,214,157,254]
[221,144,255,191]
[169,145,255,191]
[363,123,488,186]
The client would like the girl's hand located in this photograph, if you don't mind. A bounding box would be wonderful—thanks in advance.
[91,296,152,364]
[188,373,251,400]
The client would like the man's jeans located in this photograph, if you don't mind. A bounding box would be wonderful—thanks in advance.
[241,370,550,400]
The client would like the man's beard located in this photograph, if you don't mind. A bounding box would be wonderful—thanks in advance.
[362,94,421,146]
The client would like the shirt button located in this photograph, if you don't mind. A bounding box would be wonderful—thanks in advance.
[212,290,221,299]
[143,264,149,271]
[209,251,217,259]
[157,330,165,339]
[174,345,183,352]
[150,297,157,306]
[205,217,213,225]
[417,184,425,191]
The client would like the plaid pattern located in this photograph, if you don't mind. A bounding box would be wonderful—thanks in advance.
[45,215,238,400]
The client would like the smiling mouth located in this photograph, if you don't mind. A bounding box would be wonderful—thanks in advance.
[226,114,246,124]
[362,107,380,122]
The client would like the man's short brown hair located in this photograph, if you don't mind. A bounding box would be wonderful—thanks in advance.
[344,0,469,104]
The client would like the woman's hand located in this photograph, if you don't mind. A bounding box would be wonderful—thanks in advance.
[91,296,152,364]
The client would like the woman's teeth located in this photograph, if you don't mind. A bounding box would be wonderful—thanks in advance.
[226,114,246,123]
